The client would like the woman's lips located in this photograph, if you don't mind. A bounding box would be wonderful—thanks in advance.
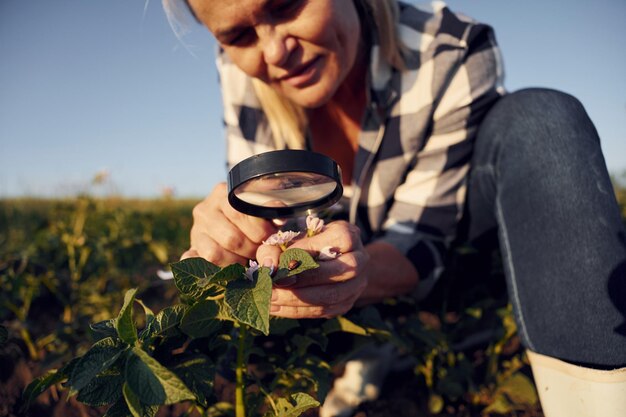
[278,56,322,87]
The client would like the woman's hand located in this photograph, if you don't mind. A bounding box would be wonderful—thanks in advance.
[180,182,278,266]
[256,221,370,319]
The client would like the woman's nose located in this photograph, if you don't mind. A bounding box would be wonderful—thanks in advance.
[261,29,296,67]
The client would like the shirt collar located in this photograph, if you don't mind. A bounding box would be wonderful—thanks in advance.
[366,29,400,113]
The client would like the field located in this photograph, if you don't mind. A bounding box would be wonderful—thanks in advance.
[1,187,624,417]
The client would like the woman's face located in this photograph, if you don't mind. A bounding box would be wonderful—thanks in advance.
[188,0,362,108]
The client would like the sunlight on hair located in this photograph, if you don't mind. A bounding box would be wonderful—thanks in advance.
[160,0,200,56]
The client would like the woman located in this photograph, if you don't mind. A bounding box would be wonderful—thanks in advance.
[166,0,626,415]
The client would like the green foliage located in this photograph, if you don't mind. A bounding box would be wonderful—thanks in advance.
[6,196,611,415]
[18,245,328,416]
[225,268,273,335]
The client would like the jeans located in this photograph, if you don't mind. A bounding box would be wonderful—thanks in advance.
[462,88,626,368]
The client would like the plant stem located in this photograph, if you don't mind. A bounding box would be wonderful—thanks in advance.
[235,324,247,417]
[20,327,39,361]
[205,293,225,301]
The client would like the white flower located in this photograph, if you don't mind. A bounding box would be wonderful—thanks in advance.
[306,214,325,237]
[263,230,301,250]
[156,269,174,280]
[318,246,340,261]
[244,260,259,281]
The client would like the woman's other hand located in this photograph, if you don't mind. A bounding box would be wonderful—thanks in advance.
[180,182,278,266]
[256,221,370,319]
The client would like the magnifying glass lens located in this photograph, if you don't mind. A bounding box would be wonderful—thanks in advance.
[234,172,337,207]
[227,150,343,218]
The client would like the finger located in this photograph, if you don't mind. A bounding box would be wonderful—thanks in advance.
[269,279,366,319]
[190,233,248,266]
[289,251,368,288]
[194,213,261,260]
[289,221,362,254]
[217,185,277,243]
[180,248,199,260]
[255,243,282,272]
[271,274,367,308]
[269,303,350,319]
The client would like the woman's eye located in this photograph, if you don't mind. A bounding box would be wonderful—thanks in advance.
[226,29,255,47]
[272,0,305,19]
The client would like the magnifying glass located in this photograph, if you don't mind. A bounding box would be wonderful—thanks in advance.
[227,150,343,218]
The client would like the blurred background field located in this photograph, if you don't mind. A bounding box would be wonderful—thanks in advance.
[1,183,624,416]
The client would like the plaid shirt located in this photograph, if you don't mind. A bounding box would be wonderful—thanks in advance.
[217,1,505,297]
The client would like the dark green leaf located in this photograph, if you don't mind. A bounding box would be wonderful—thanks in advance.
[322,316,368,336]
[125,346,195,405]
[69,337,125,392]
[276,248,319,279]
[123,383,160,417]
[173,355,215,407]
[90,319,118,339]
[21,370,64,410]
[116,288,138,345]
[171,258,221,300]
[180,300,221,339]
[290,333,327,357]
[103,397,133,417]
[211,263,246,286]
[153,304,188,336]
[225,267,272,335]
[304,358,333,403]
[77,371,123,406]
[269,317,300,335]
[136,299,156,340]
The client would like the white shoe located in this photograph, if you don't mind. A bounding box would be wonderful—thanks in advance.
[527,350,626,417]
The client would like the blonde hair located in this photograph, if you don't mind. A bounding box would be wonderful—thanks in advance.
[163,0,406,150]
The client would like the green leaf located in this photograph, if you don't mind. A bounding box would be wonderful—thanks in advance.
[171,258,221,300]
[21,370,65,410]
[322,316,368,336]
[269,317,300,335]
[69,337,125,392]
[136,299,156,340]
[276,248,319,279]
[90,319,118,339]
[225,267,272,335]
[291,333,328,357]
[179,300,221,339]
[499,373,538,406]
[482,393,513,415]
[123,383,160,417]
[125,346,195,405]
[77,371,123,406]
[172,355,214,407]
[211,263,246,286]
[103,397,133,417]
[153,304,188,336]
[116,288,138,345]
[0,324,8,345]
[271,392,320,417]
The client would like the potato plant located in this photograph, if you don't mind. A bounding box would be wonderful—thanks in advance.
[0,197,574,416]
[20,237,398,417]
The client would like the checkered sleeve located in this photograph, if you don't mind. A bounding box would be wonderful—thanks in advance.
[376,14,504,298]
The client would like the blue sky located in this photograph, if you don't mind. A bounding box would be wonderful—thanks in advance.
[1,0,625,198]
